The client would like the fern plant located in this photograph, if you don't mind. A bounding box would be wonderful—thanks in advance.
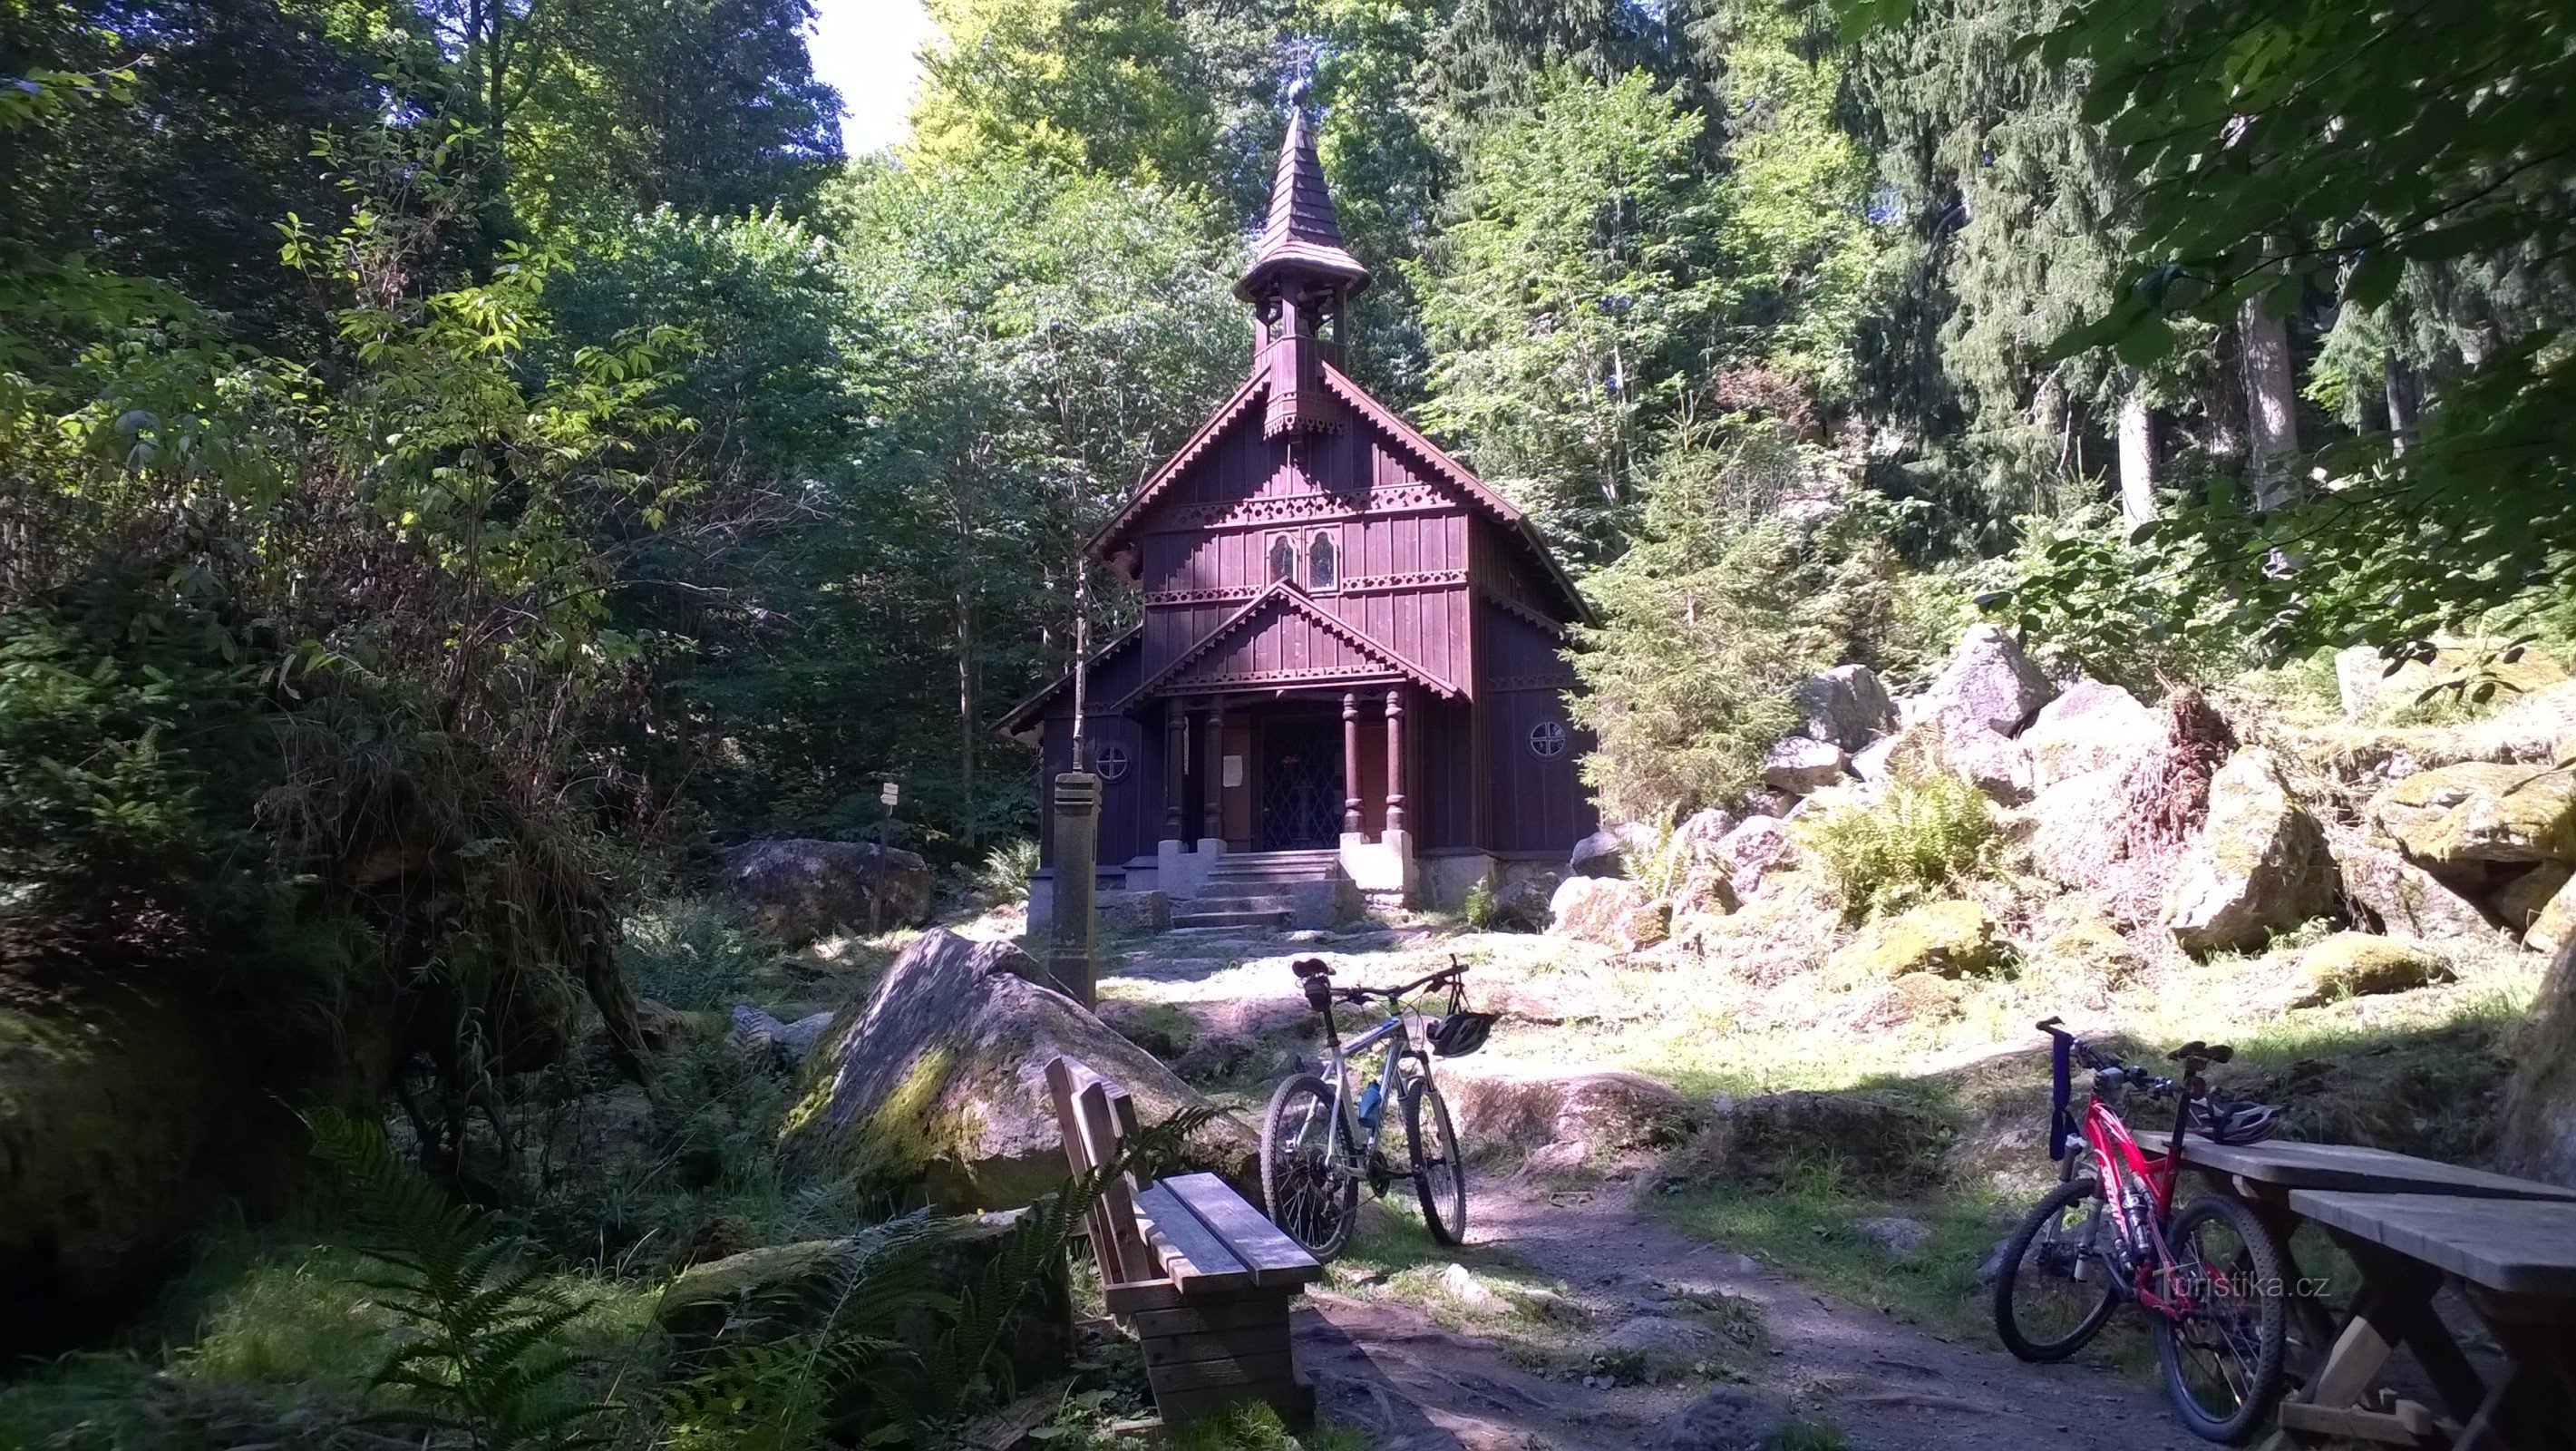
[656,1214,946,1451]
[308,1110,615,1451]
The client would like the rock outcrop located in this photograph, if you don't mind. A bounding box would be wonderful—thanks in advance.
[656,1214,1073,1405]
[1649,1386,1797,1451]
[2495,864,2572,937]
[780,930,1254,1210]
[729,1005,836,1066]
[1788,664,1897,751]
[2296,933,2454,1007]
[1714,816,1792,895]
[1824,901,2004,987]
[2367,763,2576,873]
[1907,623,2056,735]
[1758,737,1851,794]
[2163,750,2336,953]
[2328,831,2501,941]
[1442,1066,1698,1162]
[2529,874,2576,957]
[2020,678,2162,791]
[1550,876,1667,949]
[1664,1091,1951,1194]
[720,838,936,944]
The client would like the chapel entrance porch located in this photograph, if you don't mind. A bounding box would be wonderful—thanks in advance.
[1152,687,1419,918]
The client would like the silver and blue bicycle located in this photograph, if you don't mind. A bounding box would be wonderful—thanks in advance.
[1259,956,1494,1259]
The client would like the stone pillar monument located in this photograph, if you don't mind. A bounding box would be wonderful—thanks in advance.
[1047,769,1100,1008]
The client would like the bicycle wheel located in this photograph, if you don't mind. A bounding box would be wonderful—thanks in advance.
[1994,1174,2120,1361]
[1261,1073,1358,1260]
[1403,1075,1466,1246]
[2153,1193,2289,1444]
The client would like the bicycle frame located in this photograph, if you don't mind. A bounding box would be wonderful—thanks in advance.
[2048,1033,2206,1320]
[1312,1008,1433,1183]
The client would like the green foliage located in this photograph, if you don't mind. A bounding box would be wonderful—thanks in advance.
[1981,506,2246,692]
[1571,495,1917,817]
[1620,806,1694,901]
[655,1218,944,1451]
[1461,875,1499,930]
[1952,0,2576,654]
[906,0,1217,186]
[307,1111,614,1451]
[1795,765,1994,919]
[1414,66,1722,560]
[620,896,774,1010]
[977,840,1041,905]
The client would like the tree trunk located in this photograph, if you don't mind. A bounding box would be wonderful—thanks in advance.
[957,585,977,852]
[2239,292,2300,512]
[2117,391,2157,529]
[2386,355,2421,453]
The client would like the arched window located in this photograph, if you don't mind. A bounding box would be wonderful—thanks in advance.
[1307,532,1337,589]
[1269,535,1296,582]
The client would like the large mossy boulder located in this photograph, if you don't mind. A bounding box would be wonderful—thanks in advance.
[780,930,1254,1211]
[1440,1066,1698,1160]
[720,839,936,945]
[1824,901,2003,988]
[2295,933,2454,1007]
[2163,749,2337,953]
[2367,764,2576,872]
[1663,1091,1952,1194]
[1,982,357,1356]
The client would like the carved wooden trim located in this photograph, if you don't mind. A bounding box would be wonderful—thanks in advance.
[1339,570,1467,594]
[1143,585,1260,606]
[1160,483,1446,533]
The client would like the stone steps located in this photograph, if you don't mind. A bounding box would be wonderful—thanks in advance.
[1171,908,1291,930]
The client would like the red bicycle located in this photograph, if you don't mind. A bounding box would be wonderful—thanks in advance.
[1992,1018,2289,1444]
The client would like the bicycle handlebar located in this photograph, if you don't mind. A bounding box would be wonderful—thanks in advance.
[1292,956,1466,1010]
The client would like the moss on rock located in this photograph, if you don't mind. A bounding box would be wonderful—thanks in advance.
[1824,900,2003,988]
[2296,933,2454,1007]
[2370,763,2576,868]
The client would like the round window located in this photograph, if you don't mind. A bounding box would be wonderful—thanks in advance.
[1528,720,1568,758]
[1094,742,1131,781]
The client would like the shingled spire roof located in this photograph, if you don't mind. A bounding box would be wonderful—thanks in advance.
[1234,105,1370,303]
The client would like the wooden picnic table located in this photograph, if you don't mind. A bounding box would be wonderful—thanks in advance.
[2177,1136,2576,1450]
[2272,1192,2576,1451]
[2181,1136,2576,1397]
[2182,1139,2576,1204]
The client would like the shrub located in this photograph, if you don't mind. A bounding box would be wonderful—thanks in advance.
[620,895,773,1008]
[977,839,1040,904]
[1796,768,1995,919]
[1462,876,1498,929]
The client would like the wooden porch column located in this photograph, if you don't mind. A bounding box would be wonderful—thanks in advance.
[1162,704,1187,841]
[1342,692,1364,836]
[1384,687,1407,835]
[1199,699,1226,844]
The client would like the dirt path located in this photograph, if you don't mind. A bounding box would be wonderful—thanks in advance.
[1100,931,2210,1450]
[1290,1174,2205,1451]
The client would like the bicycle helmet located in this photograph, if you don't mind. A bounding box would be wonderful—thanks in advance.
[1428,1010,1497,1057]
[2190,1094,2280,1145]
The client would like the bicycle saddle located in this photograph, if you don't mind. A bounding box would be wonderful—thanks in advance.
[1291,957,1331,979]
[2167,1039,2233,1065]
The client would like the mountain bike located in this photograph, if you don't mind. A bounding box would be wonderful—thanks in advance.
[1259,956,1493,1259]
[1993,1018,2289,1444]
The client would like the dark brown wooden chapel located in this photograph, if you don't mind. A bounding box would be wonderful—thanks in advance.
[1004,109,1599,920]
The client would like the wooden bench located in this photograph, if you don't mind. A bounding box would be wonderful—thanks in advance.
[1045,1056,1323,1427]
